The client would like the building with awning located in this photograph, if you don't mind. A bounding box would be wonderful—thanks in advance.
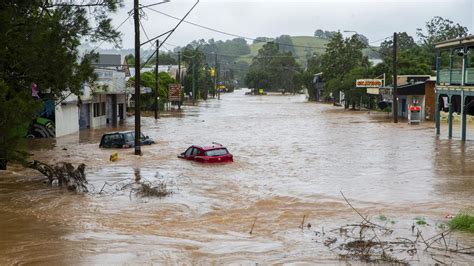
[366,75,434,120]
[434,35,474,140]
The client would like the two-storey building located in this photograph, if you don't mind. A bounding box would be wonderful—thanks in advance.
[435,35,474,140]
[79,54,127,129]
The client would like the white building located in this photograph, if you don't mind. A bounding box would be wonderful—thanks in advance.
[79,54,127,129]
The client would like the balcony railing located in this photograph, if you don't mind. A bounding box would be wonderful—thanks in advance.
[438,68,474,85]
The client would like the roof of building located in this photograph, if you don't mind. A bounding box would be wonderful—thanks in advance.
[381,82,426,95]
[92,54,122,66]
[435,35,474,49]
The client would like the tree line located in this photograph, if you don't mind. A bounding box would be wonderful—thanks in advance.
[245,16,469,110]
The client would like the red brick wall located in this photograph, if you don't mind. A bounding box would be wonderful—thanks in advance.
[425,81,436,121]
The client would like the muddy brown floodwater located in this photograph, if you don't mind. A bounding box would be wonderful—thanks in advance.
[1,89,474,264]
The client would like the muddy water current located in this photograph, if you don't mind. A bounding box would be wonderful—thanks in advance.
[1,89,473,264]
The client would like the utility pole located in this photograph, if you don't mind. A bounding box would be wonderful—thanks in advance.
[177,51,181,83]
[214,53,219,100]
[177,51,181,110]
[392,32,398,123]
[192,57,196,105]
[154,39,160,119]
[133,0,141,155]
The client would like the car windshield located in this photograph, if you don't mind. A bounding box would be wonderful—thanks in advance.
[130,132,147,139]
[204,148,228,156]
[123,132,134,143]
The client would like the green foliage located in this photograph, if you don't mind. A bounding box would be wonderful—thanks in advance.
[320,32,369,105]
[417,16,469,51]
[0,0,121,163]
[245,42,301,93]
[448,213,474,233]
[0,80,42,163]
[127,71,176,109]
[416,16,469,67]
[415,217,427,225]
[148,53,178,66]
[125,54,135,65]
[379,32,416,59]
[180,46,213,100]
[314,29,337,39]
[274,35,296,55]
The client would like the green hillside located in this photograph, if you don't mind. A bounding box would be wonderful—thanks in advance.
[237,35,379,66]
[237,36,329,66]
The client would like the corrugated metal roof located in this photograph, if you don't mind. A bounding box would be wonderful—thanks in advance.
[92,54,122,66]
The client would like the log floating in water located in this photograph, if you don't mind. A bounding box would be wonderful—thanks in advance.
[28,160,88,192]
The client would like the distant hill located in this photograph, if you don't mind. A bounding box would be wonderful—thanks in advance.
[236,36,329,66]
[79,35,381,68]
[237,35,380,67]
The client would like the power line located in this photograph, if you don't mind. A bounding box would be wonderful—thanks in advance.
[92,13,132,51]
[140,0,200,69]
[369,36,392,44]
[144,6,327,50]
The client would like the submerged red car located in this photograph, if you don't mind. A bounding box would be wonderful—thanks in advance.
[178,143,233,163]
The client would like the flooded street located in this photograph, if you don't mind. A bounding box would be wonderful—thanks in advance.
[1,89,473,264]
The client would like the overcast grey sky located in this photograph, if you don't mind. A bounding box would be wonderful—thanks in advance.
[107,0,473,50]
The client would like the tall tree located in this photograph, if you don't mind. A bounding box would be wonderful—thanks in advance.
[320,32,369,104]
[181,46,213,100]
[416,16,469,50]
[245,42,301,93]
[275,35,296,55]
[379,32,416,59]
[0,0,122,167]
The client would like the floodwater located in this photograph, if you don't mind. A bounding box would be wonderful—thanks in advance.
[1,89,473,264]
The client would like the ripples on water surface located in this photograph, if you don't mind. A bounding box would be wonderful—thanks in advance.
[0,89,473,264]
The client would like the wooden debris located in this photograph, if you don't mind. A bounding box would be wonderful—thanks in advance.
[28,160,88,192]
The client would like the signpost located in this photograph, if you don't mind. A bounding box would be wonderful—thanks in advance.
[168,84,182,109]
[356,79,383,88]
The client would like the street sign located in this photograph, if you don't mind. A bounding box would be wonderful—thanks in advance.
[379,88,392,95]
[356,79,383,88]
[168,84,182,102]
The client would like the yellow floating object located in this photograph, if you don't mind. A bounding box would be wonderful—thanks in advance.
[110,152,118,162]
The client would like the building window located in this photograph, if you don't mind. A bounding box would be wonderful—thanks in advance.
[93,102,100,117]
[101,102,106,116]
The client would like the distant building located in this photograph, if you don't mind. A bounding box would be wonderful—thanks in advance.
[375,75,433,121]
[312,72,324,101]
[128,65,186,81]
[80,54,127,129]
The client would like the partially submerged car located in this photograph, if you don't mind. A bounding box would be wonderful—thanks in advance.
[178,143,233,163]
[99,131,154,148]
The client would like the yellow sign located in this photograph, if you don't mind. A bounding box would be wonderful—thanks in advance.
[210,67,215,77]
[356,79,383,88]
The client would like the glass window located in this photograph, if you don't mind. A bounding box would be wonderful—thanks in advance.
[192,148,200,156]
[205,148,228,156]
[123,132,134,143]
[184,147,193,156]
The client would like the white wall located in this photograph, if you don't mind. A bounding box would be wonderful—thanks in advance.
[55,103,79,137]
[90,94,107,128]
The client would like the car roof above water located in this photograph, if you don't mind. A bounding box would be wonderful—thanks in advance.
[193,144,226,151]
[103,131,133,135]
